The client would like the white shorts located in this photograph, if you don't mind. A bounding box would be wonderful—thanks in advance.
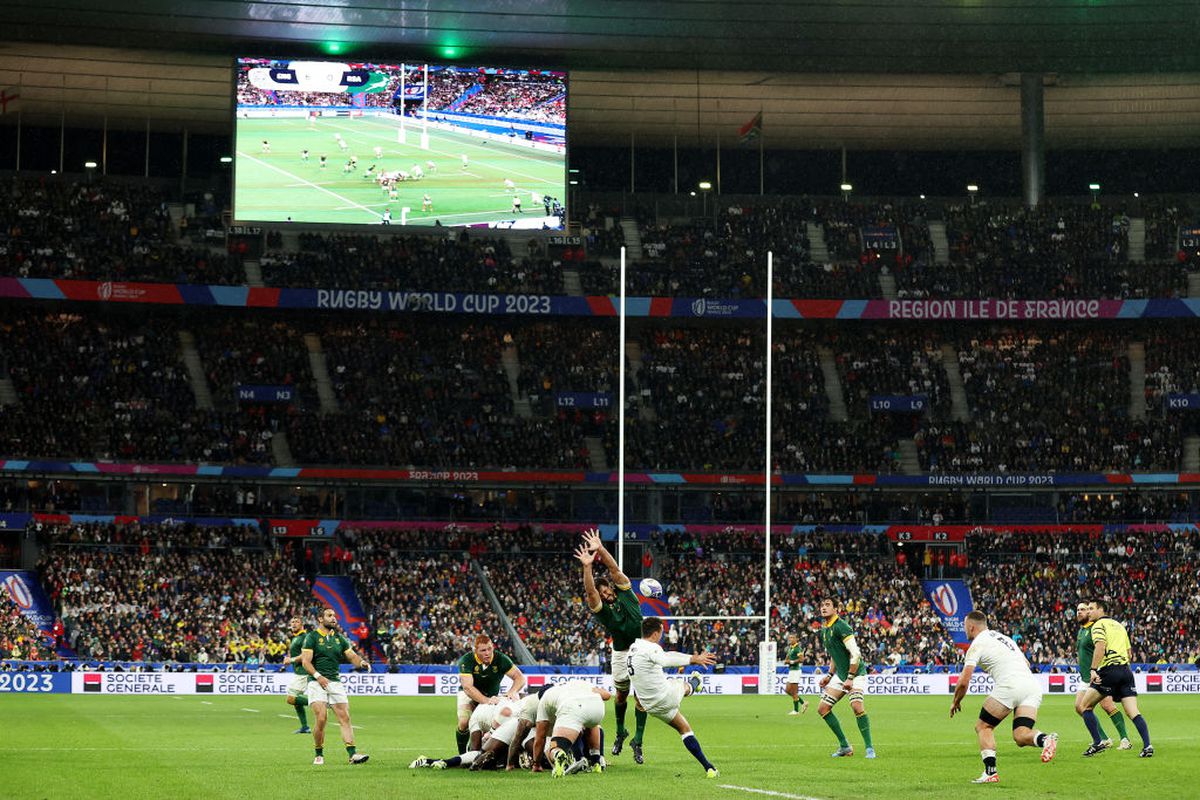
[641,678,689,723]
[611,649,630,692]
[457,689,477,717]
[787,670,803,684]
[287,674,310,698]
[306,679,349,706]
[522,729,536,749]
[554,695,605,733]
[492,717,520,747]
[469,703,498,734]
[823,674,868,703]
[990,676,1042,711]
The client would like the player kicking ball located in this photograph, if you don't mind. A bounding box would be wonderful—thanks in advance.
[299,607,371,766]
[950,611,1057,784]
[627,617,719,778]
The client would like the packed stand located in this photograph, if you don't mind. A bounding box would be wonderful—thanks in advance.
[966,529,1200,665]
[0,176,243,285]
[36,522,312,663]
[1,599,56,660]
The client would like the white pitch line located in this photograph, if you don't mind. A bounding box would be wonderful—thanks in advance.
[237,151,381,220]
[240,708,261,713]
[200,701,213,705]
[719,785,827,800]
[278,714,294,719]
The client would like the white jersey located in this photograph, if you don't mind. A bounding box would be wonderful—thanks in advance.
[964,629,1032,687]
[536,679,596,723]
[627,638,692,711]
[516,692,540,724]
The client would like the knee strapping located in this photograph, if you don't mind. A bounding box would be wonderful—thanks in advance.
[1012,716,1035,731]
[978,708,1003,727]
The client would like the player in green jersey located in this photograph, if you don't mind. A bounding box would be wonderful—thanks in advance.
[783,631,810,716]
[282,616,311,734]
[816,597,875,758]
[578,527,650,763]
[455,634,526,754]
[299,607,371,766]
[1074,601,1131,755]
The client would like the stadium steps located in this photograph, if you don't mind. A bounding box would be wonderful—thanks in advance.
[1184,437,1200,472]
[471,558,537,665]
[303,334,339,414]
[500,344,533,419]
[584,436,609,472]
[242,259,265,288]
[270,432,295,466]
[563,267,584,296]
[1189,272,1200,299]
[619,218,643,260]
[879,268,898,299]
[0,376,16,407]
[177,331,215,411]
[1128,341,1147,421]
[928,220,951,265]
[1128,218,1146,263]
[626,341,657,421]
[940,344,971,422]
[898,438,922,475]
[804,222,830,263]
[816,346,849,422]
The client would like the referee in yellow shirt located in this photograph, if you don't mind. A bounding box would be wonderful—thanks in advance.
[1073,599,1153,757]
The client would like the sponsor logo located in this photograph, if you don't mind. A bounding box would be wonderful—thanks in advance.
[741,676,759,695]
[97,281,113,301]
[83,673,102,693]
[418,675,436,695]
[526,675,545,688]
[691,299,707,317]
[1049,674,1065,693]
[1146,674,1163,693]
[196,674,214,693]
[2,574,33,610]
[930,583,959,617]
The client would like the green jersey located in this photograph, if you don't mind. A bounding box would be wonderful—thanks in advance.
[784,643,803,667]
[301,628,353,681]
[1077,623,1096,676]
[457,650,515,697]
[289,632,309,676]
[592,585,643,651]
[820,616,864,680]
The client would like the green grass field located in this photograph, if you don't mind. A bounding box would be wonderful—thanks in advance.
[234,115,564,226]
[6,695,1195,799]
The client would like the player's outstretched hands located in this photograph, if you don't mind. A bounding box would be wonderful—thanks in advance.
[949,697,962,719]
[690,651,718,668]
[574,544,595,566]
[581,528,602,553]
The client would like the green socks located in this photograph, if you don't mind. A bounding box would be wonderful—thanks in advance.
[1110,710,1129,739]
[855,713,874,749]
[315,747,324,757]
[631,708,648,745]
[822,712,849,748]
[293,695,308,726]
[346,745,356,757]
[793,699,801,712]
[615,701,628,735]
[456,728,470,754]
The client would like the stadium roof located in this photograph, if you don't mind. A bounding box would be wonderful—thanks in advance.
[2,0,1200,150]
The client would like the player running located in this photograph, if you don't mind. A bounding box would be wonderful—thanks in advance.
[282,616,311,733]
[533,680,612,777]
[1074,601,1132,755]
[454,634,526,754]
[1075,600,1153,757]
[319,155,327,169]
[300,149,309,162]
[950,611,1058,784]
[512,194,523,213]
[461,153,469,169]
[261,139,270,154]
[423,193,433,212]
[783,631,810,716]
[381,208,392,225]
[577,528,649,763]
[627,617,719,777]
[816,597,875,757]
[335,133,348,152]
[504,178,515,192]
[299,607,371,765]
[373,146,384,159]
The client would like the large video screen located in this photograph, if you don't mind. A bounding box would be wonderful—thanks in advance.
[233,58,566,229]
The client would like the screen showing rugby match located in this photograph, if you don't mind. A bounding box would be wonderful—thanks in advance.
[233,57,567,229]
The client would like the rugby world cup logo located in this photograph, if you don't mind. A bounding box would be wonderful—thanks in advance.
[931,583,958,617]
[3,574,34,610]
[691,299,706,317]
[98,281,114,301]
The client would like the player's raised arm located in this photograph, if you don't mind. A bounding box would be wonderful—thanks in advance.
[583,527,630,589]
[652,646,716,669]
[504,664,526,700]
[576,544,602,612]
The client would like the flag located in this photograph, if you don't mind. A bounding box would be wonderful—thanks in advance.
[0,88,20,115]
[738,111,762,144]
[196,674,214,693]
[418,675,436,695]
[83,673,102,693]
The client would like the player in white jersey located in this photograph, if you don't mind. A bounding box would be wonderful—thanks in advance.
[532,680,612,777]
[373,146,384,159]
[951,611,1059,784]
[409,698,520,771]
[626,617,720,778]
